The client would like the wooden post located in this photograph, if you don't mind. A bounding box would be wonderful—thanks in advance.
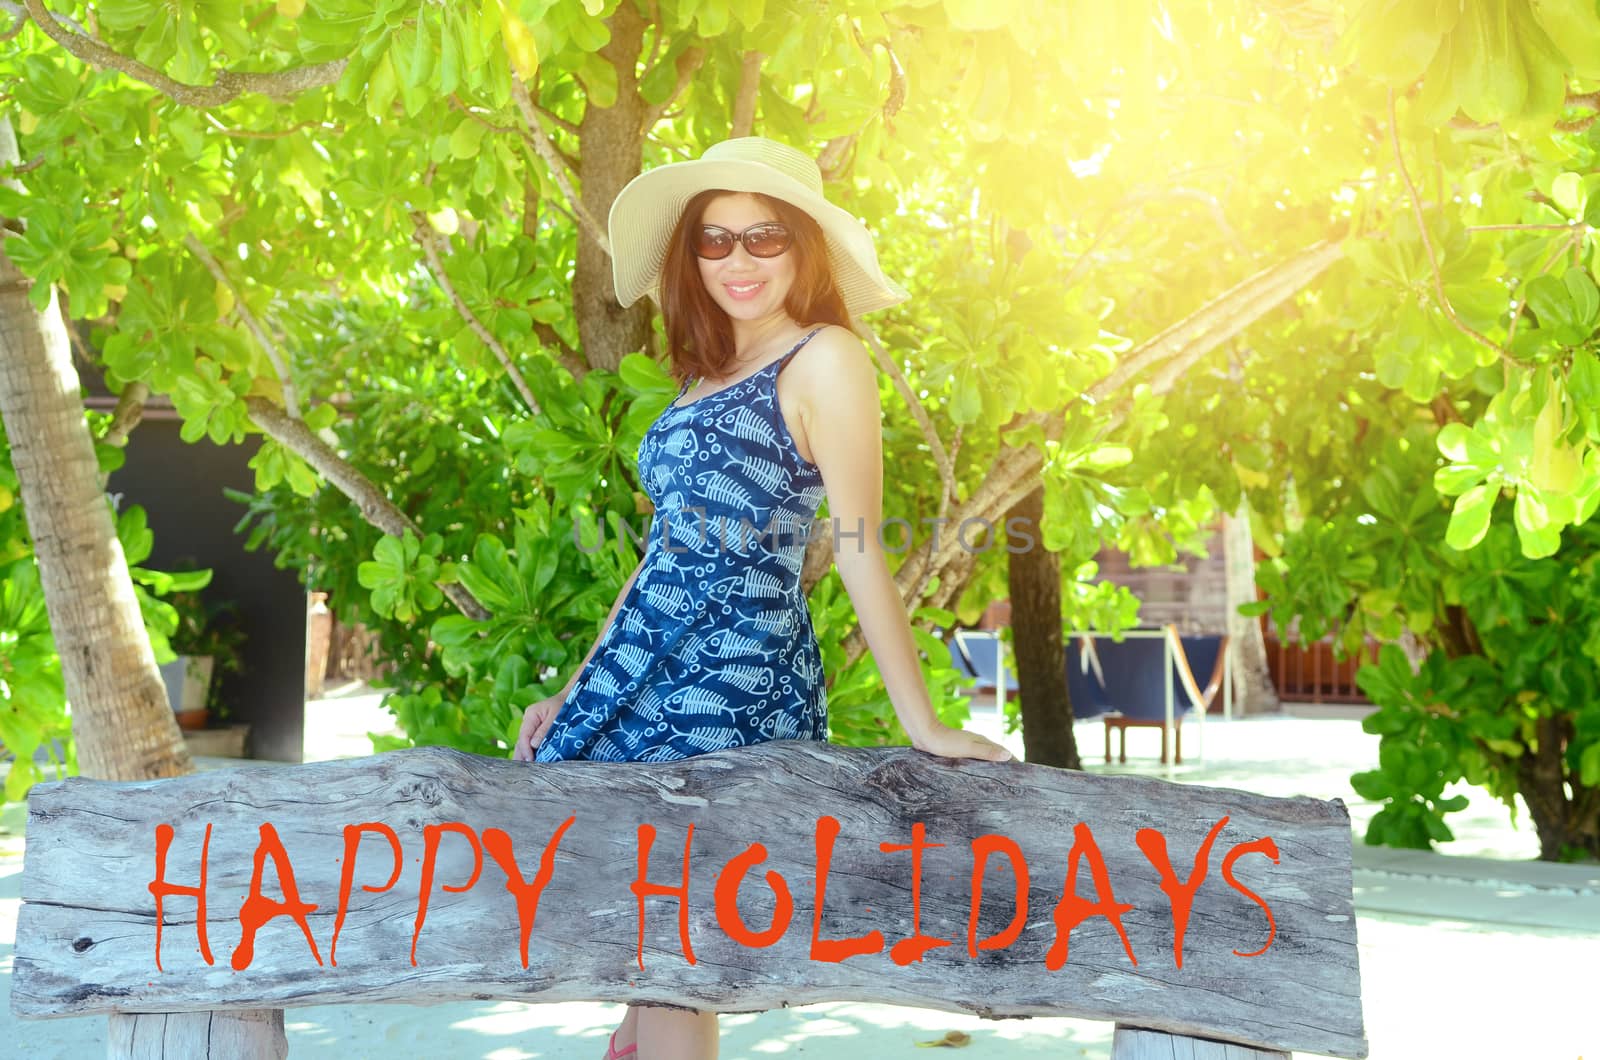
[108,1009,287,1060]
[1113,1025,1290,1059]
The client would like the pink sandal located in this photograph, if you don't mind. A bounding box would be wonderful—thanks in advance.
[604,1027,638,1059]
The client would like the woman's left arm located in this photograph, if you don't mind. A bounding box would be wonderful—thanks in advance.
[797,328,1012,764]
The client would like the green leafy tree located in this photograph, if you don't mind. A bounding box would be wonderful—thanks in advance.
[3,0,1597,866]
[1233,1,1600,861]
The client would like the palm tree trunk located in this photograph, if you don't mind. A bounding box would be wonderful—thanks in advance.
[0,115,193,783]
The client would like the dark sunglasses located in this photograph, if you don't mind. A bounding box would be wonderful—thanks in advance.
[693,222,793,260]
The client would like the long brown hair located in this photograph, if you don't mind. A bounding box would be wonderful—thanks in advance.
[658,189,855,385]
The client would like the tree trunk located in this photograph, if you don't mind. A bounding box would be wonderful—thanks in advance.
[1222,500,1279,716]
[0,115,193,784]
[1007,485,1081,769]
[573,2,653,371]
[1515,713,1600,862]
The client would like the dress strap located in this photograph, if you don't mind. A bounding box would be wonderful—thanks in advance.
[776,326,827,373]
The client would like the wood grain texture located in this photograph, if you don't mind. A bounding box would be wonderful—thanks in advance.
[107,1009,287,1059]
[14,742,1367,1058]
[1113,1024,1290,1058]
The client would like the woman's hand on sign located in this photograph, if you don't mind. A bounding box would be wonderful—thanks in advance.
[910,722,1014,763]
[512,694,566,762]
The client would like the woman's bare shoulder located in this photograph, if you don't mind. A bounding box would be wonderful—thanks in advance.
[794,324,872,383]
[784,325,878,437]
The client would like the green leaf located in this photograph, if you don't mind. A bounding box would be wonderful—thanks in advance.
[1445,483,1496,550]
[1526,273,1593,346]
[439,6,463,95]
[1570,350,1600,406]
[367,50,399,119]
[618,352,668,392]
[1436,423,1494,465]
[1580,743,1600,787]
[116,504,155,566]
[304,403,339,431]
[1081,445,1133,471]
[1551,172,1592,218]
[950,364,982,425]
[410,15,435,89]
[449,117,487,159]
[1350,769,1393,800]
[1562,267,1599,329]
[1433,462,1487,496]
[576,51,618,108]
[1513,489,1563,558]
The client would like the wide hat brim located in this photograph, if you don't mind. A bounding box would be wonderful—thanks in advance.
[608,152,910,319]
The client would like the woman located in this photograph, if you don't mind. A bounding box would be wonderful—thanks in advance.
[512,137,1013,1060]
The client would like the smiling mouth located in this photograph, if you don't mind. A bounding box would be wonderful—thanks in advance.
[725,281,765,295]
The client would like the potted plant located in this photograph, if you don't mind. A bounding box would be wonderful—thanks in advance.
[158,589,247,731]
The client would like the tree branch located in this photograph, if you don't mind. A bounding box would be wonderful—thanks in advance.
[855,317,955,509]
[639,45,705,135]
[825,238,1347,666]
[1466,222,1590,232]
[0,151,45,175]
[184,233,301,418]
[850,23,907,123]
[642,0,664,76]
[0,0,25,42]
[510,75,611,258]
[93,381,150,492]
[1389,89,1517,367]
[411,214,541,415]
[100,381,149,449]
[1093,239,1345,401]
[23,0,346,107]
[532,321,586,381]
[731,50,763,137]
[531,100,581,138]
[243,396,489,622]
[449,94,520,135]
[202,115,341,139]
[817,135,856,179]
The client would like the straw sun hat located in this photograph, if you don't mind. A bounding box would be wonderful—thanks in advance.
[607,136,911,319]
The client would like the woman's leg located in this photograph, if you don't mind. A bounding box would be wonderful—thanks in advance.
[609,1005,641,1053]
[635,1005,719,1060]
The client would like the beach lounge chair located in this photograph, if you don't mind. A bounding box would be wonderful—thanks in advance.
[1174,632,1228,716]
[944,631,979,690]
[955,629,1019,694]
[1064,635,1113,720]
[1097,628,1229,764]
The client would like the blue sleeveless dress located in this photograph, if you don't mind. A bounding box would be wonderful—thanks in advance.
[534,326,830,763]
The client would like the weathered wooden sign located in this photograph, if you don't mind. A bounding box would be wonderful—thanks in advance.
[13,742,1367,1058]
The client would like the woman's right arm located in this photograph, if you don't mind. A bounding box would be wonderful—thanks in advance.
[514,554,647,761]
